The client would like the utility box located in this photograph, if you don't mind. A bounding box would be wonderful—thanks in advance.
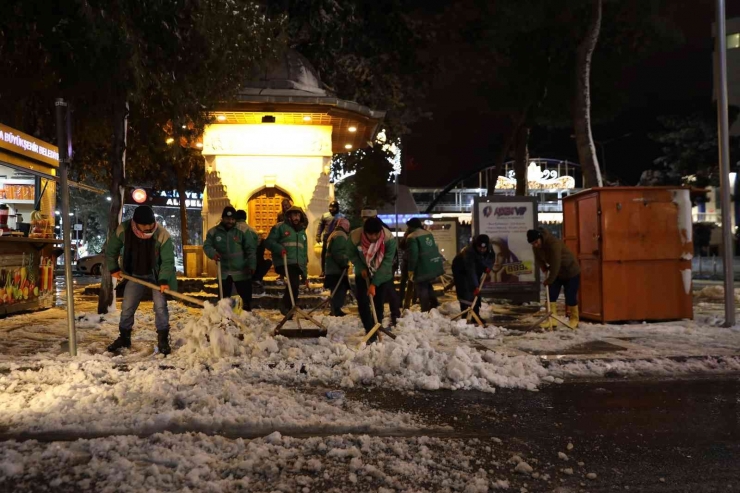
[563,187,693,323]
[183,245,204,278]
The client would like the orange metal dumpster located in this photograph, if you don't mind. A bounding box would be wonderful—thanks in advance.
[562,187,693,323]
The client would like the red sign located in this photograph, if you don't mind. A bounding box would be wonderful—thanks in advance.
[131,188,147,204]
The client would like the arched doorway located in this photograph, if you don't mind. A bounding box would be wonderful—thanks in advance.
[248,187,292,237]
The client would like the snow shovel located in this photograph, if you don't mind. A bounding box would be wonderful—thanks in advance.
[452,271,487,327]
[307,268,348,316]
[529,276,571,331]
[120,274,249,334]
[215,260,245,315]
[274,253,327,338]
[358,279,397,348]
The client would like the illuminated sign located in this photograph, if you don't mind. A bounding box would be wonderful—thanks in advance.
[131,189,147,203]
[202,124,333,157]
[0,123,59,166]
[497,162,575,190]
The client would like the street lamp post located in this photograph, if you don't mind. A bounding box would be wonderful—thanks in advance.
[715,0,735,327]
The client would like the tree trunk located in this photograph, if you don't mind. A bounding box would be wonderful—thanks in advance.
[514,126,530,196]
[573,0,602,189]
[176,166,189,246]
[97,101,127,314]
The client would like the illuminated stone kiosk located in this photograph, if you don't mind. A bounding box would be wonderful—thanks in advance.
[200,50,384,276]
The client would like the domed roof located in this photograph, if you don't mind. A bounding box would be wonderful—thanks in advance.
[241,50,330,97]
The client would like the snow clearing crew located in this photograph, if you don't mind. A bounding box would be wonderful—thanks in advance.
[265,206,309,315]
[348,217,398,338]
[203,206,257,311]
[452,234,494,320]
[106,205,177,355]
[404,217,444,312]
[324,217,352,316]
[527,228,581,329]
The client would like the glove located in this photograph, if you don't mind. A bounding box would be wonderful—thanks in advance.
[543,279,551,286]
[368,284,376,297]
[159,284,168,293]
[485,267,491,274]
[305,279,310,288]
[111,271,122,280]
[213,253,222,262]
[473,288,480,296]
[281,249,287,257]
[361,269,369,280]
[248,268,255,275]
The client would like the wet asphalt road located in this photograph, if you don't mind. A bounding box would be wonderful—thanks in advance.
[348,376,740,492]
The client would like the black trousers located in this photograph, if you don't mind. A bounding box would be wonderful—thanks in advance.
[324,273,350,315]
[276,264,303,310]
[415,281,439,312]
[356,279,394,333]
[254,240,272,282]
[222,276,252,311]
[320,238,329,275]
[452,263,481,317]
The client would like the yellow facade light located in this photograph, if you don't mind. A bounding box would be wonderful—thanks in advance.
[348,126,357,132]
[344,144,353,150]
[165,137,175,145]
[196,142,203,148]
[303,116,312,122]
[217,115,227,122]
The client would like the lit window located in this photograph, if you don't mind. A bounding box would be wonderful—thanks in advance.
[728,33,740,49]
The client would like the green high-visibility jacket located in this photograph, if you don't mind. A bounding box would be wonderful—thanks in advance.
[325,229,350,276]
[203,223,257,281]
[105,220,178,291]
[264,222,308,274]
[406,227,445,282]
[347,227,398,286]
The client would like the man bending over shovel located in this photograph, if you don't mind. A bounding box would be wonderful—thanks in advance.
[348,217,398,341]
[105,205,177,355]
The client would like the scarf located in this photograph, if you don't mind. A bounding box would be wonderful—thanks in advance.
[132,220,158,239]
[124,221,157,276]
[360,229,385,275]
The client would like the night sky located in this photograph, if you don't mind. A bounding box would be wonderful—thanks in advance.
[401,0,740,189]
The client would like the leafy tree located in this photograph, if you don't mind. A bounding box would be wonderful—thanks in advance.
[647,105,740,189]
[1,0,283,312]
[333,143,397,218]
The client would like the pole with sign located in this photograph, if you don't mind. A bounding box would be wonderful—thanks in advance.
[55,98,77,356]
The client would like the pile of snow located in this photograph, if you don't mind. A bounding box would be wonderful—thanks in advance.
[695,285,740,303]
[173,300,547,393]
[0,432,518,492]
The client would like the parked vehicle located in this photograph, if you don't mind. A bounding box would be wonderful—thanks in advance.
[77,253,104,275]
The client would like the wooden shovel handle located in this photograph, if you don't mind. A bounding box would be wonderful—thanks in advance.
[120,273,204,307]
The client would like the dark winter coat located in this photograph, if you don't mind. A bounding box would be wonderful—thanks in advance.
[452,245,494,290]
[533,229,580,284]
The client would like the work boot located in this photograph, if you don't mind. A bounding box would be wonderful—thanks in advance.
[157,330,171,356]
[107,328,132,353]
[539,302,558,330]
[567,305,579,330]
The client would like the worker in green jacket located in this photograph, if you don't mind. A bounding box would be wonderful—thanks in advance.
[324,217,351,316]
[405,217,445,312]
[347,217,398,338]
[265,206,309,315]
[203,207,257,311]
[105,206,177,355]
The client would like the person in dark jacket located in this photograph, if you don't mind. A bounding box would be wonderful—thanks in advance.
[316,200,344,277]
[265,206,309,315]
[236,210,271,287]
[203,207,257,311]
[105,206,177,355]
[452,234,494,320]
[527,228,581,329]
[324,217,351,316]
[405,218,445,312]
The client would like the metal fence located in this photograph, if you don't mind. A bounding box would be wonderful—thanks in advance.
[692,256,740,280]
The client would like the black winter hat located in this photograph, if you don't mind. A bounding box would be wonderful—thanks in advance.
[526,229,542,244]
[222,206,237,218]
[235,210,247,221]
[364,217,384,234]
[406,217,423,229]
[474,234,490,248]
[329,200,340,208]
[132,206,155,225]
